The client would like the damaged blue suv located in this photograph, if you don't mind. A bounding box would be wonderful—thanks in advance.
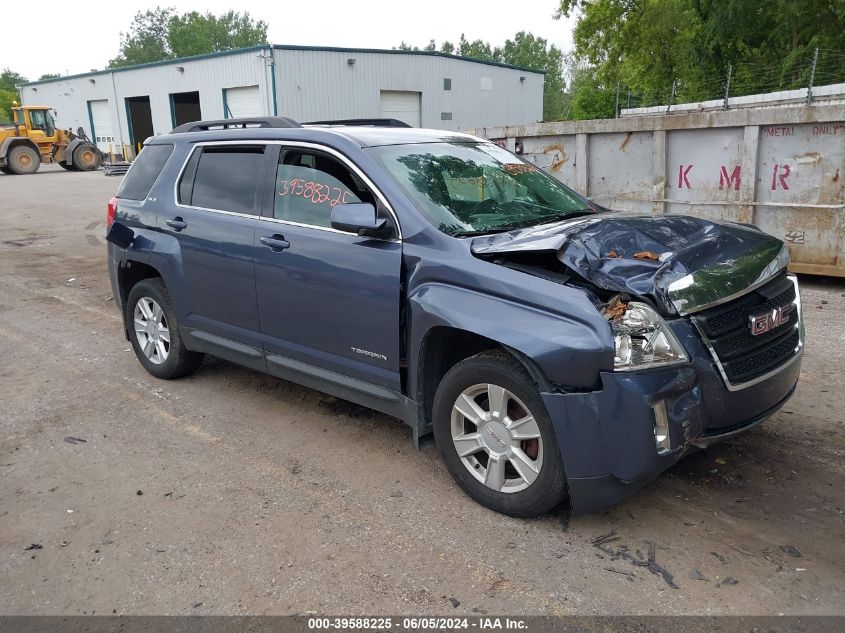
[107,116,803,517]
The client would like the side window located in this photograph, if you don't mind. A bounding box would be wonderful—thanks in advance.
[185,145,267,214]
[177,147,201,204]
[274,150,376,229]
[29,110,54,135]
[117,144,174,200]
[29,110,45,130]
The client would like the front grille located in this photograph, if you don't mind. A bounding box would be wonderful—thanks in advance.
[693,272,800,386]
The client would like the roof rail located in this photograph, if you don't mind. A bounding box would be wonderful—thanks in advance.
[304,118,412,128]
[171,116,301,133]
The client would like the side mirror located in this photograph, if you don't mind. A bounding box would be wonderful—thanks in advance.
[330,202,387,236]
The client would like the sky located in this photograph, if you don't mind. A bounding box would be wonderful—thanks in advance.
[2,1,576,80]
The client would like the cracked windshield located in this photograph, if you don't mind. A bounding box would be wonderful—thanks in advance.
[369,142,591,236]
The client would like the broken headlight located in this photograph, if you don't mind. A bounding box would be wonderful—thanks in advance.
[610,302,688,371]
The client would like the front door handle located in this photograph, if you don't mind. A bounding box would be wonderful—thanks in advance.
[166,217,187,231]
[260,234,291,252]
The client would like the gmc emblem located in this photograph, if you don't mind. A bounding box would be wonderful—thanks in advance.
[749,304,792,336]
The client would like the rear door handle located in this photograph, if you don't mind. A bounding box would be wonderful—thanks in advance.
[260,234,291,252]
[166,217,187,231]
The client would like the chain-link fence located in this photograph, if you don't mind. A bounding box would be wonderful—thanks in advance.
[612,48,845,116]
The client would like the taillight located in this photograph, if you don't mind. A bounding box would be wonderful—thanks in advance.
[107,196,118,228]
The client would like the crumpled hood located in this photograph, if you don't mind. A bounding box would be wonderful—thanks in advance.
[471,213,788,316]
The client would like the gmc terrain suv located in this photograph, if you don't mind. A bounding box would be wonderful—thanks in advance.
[107,116,803,517]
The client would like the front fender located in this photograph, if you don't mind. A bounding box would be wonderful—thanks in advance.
[0,136,39,160]
[407,282,614,393]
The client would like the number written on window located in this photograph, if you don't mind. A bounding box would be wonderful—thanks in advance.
[278,178,357,208]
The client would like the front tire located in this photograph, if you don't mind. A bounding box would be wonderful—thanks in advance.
[126,278,204,379]
[72,143,102,171]
[7,145,40,174]
[432,351,568,517]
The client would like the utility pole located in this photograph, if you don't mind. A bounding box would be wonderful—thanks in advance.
[806,47,819,105]
[723,64,732,110]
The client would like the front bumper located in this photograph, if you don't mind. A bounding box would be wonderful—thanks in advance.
[543,325,802,515]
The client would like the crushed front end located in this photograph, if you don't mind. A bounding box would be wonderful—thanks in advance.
[546,270,802,514]
[472,213,804,514]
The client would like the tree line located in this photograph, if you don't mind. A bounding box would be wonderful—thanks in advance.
[5,3,843,124]
[0,69,61,121]
[108,8,268,68]
[559,0,845,118]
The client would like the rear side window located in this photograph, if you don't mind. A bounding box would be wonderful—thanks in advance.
[116,144,174,200]
[183,146,267,214]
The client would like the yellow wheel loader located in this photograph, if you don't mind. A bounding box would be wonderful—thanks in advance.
[0,106,102,175]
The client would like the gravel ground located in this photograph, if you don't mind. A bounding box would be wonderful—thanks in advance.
[1,165,843,615]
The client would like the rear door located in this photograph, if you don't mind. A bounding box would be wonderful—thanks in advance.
[254,143,403,391]
[159,143,270,360]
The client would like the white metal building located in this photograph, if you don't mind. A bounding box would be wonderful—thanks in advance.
[20,44,544,158]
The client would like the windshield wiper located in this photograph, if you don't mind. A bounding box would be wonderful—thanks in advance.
[537,209,595,223]
[451,210,596,238]
[451,227,519,237]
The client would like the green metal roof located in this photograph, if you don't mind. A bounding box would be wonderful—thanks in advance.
[21,43,543,87]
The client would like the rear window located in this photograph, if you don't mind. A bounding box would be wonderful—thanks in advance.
[186,146,267,214]
[116,144,174,200]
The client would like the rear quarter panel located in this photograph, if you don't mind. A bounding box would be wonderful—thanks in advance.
[110,144,191,322]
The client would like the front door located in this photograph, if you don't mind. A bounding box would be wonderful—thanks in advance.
[160,143,269,355]
[254,145,403,391]
[25,109,58,160]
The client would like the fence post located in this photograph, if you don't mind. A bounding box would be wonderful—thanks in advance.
[723,64,732,110]
[667,80,676,114]
[806,47,819,105]
[615,82,621,118]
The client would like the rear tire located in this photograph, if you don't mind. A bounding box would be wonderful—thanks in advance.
[126,278,204,379]
[7,145,40,174]
[432,350,568,517]
[72,143,102,171]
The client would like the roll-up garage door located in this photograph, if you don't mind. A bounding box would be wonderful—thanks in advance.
[88,99,114,153]
[224,85,263,118]
[379,91,422,127]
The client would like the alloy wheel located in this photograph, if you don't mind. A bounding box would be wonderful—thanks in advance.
[450,383,544,493]
[133,296,170,365]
